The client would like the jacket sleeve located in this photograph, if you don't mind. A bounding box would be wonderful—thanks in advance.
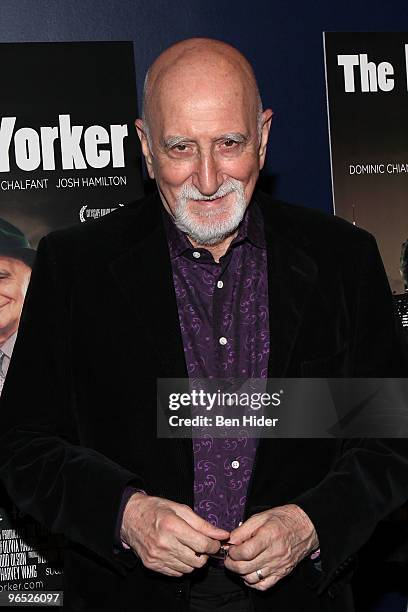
[0,234,144,575]
[293,234,408,593]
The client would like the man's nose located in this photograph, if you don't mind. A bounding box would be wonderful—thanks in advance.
[192,152,223,196]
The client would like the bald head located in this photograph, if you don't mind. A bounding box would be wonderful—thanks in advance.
[142,38,263,140]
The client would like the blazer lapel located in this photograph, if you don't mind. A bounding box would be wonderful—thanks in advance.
[109,194,193,474]
[109,194,188,379]
[257,195,318,377]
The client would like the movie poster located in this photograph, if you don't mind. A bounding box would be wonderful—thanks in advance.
[0,41,143,597]
[324,32,408,295]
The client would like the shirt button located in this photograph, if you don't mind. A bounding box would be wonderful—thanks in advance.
[217,280,224,289]
[192,251,201,259]
[231,460,240,469]
[219,337,228,346]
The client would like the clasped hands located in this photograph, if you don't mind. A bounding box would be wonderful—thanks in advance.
[121,493,319,592]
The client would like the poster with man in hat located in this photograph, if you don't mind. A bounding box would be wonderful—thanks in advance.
[0,41,142,597]
[0,218,66,594]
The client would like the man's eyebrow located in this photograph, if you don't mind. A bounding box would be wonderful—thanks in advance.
[162,132,248,149]
[162,135,191,149]
[218,132,248,142]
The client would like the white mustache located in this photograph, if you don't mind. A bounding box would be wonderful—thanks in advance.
[178,179,240,202]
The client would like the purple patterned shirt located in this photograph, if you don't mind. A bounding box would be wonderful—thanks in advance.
[163,199,270,532]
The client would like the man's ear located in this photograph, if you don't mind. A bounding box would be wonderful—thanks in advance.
[135,118,155,179]
[258,109,273,170]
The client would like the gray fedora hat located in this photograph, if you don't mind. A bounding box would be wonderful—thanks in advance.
[0,218,36,268]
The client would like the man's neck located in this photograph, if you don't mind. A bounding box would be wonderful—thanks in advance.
[187,231,238,263]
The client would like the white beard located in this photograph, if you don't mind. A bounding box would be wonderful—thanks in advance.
[172,178,247,246]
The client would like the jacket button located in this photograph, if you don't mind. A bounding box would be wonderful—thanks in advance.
[175,585,184,598]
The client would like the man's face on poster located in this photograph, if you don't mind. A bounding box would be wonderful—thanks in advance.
[0,256,31,343]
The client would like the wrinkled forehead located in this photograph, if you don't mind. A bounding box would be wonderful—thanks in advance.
[147,62,260,139]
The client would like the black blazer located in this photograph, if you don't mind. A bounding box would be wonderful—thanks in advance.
[0,190,406,612]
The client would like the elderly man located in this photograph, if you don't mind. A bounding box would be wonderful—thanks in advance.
[0,38,407,612]
[0,219,34,394]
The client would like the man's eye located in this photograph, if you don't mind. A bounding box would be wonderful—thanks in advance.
[222,140,239,149]
[172,144,188,152]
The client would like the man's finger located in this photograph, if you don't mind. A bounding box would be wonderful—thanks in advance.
[225,548,274,576]
[243,571,281,591]
[161,567,183,578]
[173,517,224,556]
[228,514,264,545]
[227,534,265,562]
[143,537,206,575]
[166,557,199,574]
[243,561,295,591]
[175,543,209,569]
[175,504,230,541]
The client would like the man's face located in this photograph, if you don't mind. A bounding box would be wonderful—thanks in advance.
[136,71,272,245]
[0,256,31,343]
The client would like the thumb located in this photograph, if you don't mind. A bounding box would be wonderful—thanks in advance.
[228,516,260,545]
[177,505,229,539]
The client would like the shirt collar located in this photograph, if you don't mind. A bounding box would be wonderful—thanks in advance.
[162,198,266,260]
[0,331,17,359]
